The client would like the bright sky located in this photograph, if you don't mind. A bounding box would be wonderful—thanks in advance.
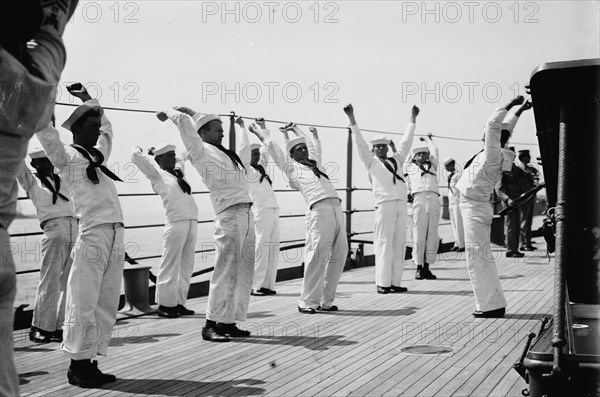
[29,0,600,199]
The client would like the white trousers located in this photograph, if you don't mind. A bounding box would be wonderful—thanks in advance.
[412,192,441,265]
[373,200,407,287]
[61,223,124,360]
[252,207,280,291]
[459,196,507,312]
[0,227,18,397]
[33,216,77,332]
[449,198,465,248]
[299,199,348,309]
[156,219,197,307]
[206,204,255,323]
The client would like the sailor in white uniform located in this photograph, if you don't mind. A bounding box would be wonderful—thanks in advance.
[344,104,420,294]
[455,96,532,318]
[443,157,465,252]
[157,106,254,342]
[16,148,77,344]
[131,143,198,318]
[36,84,124,387]
[237,118,280,296]
[406,134,441,280]
[252,123,347,313]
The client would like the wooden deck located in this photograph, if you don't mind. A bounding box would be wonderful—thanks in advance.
[14,241,554,396]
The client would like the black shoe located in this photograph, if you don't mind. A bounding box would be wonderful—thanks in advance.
[259,288,277,295]
[158,305,180,318]
[298,306,316,314]
[67,361,103,389]
[90,361,116,384]
[216,323,251,337]
[415,267,424,280]
[377,286,390,294]
[520,245,537,251]
[317,305,338,312]
[450,246,459,252]
[251,289,266,296]
[473,308,506,318]
[201,325,230,342]
[50,329,63,343]
[506,251,525,258]
[390,285,408,293]
[423,268,437,280]
[176,305,195,315]
[456,247,465,253]
[29,327,52,344]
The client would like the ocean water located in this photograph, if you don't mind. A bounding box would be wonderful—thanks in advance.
[9,191,456,305]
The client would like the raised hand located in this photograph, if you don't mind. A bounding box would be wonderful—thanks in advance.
[411,105,420,117]
[173,106,196,117]
[522,98,533,110]
[235,116,245,128]
[255,117,266,129]
[66,83,92,102]
[343,103,354,116]
[156,111,168,122]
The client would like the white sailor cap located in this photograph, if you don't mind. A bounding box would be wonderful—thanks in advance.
[61,102,103,131]
[442,157,455,167]
[194,114,221,132]
[29,147,47,159]
[151,143,176,156]
[249,143,262,151]
[370,135,390,146]
[411,142,429,155]
[286,136,307,154]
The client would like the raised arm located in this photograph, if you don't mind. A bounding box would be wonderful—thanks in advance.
[344,104,374,169]
[158,107,205,166]
[36,123,69,170]
[424,133,439,164]
[237,117,251,167]
[15,160,36,193]
[131,146,162,183]
[398,105,420,161]
[95,100,113,160]
[484,97,523,163]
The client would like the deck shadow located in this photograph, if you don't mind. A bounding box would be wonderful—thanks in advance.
[101,378,266,396]
[234,334,358,351]
[109,333,181,347]
[19,371,48,385]
[403,290,473,296]
[502,313,549,321]
[14,346,55,352]
[246,310,276,319]
[323,307,419,317]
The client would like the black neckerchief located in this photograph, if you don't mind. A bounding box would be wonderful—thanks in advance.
[70,145,123,184]
[414,160,436,177]
[205,141,245,170]
[379,157,404,184]
[297,159,329,179]
[464,149,484,169]
[34,172,69,204]
[166,169,191,195]
[251,164,272,186]
[447,171,455,194]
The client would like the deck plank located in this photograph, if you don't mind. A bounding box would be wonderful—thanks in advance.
[14,242,553,396]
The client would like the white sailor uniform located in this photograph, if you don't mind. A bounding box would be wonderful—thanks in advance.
[350,122,415,288]
[131,148,198,308]
[447,167,465,249]
[166,109,254,324]
[239,129,280,292]
[406,138,441,266]
[455,108,519,312]
[37,99,125,360]
[16,158,77,334]
[267,130,347,310]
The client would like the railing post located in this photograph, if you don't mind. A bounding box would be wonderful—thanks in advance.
[229,111,236,150]
[346,128,353,249]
